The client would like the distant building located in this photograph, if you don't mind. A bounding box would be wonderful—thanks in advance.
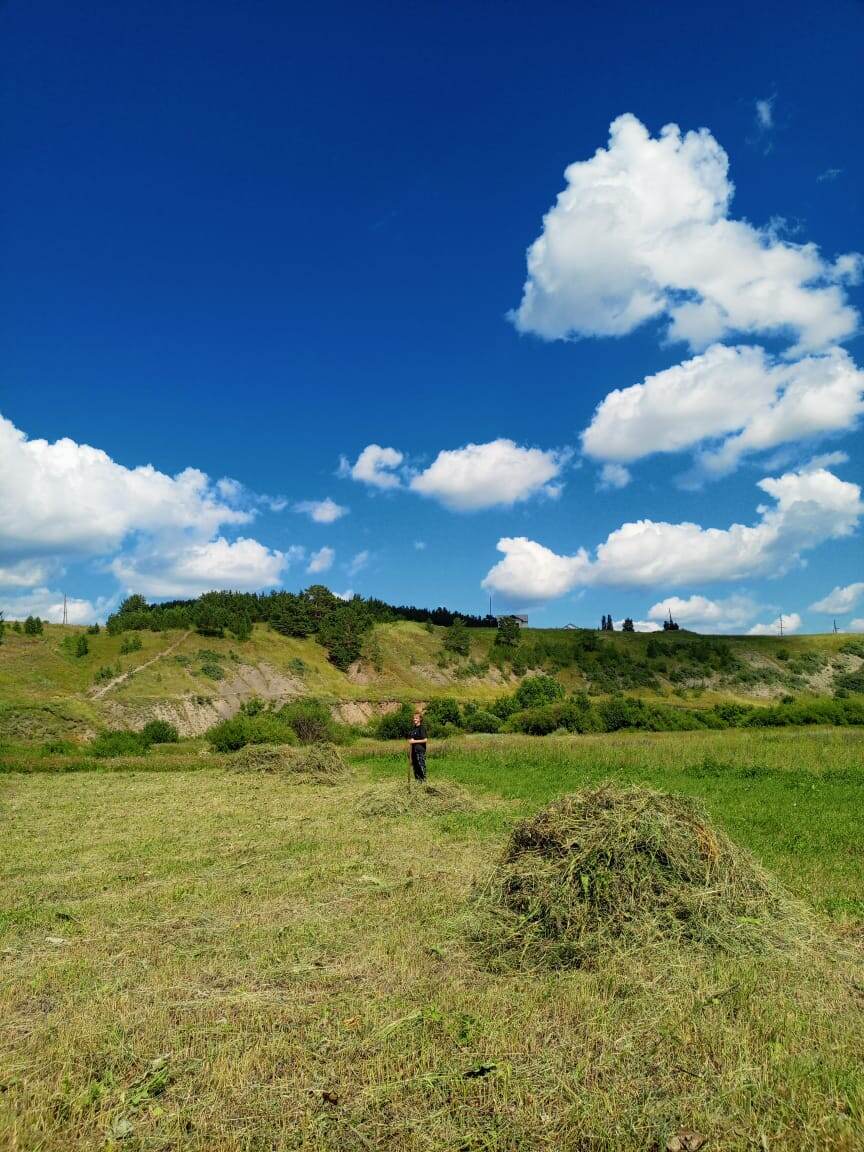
[495,614,528,627]
[563,623,579,630]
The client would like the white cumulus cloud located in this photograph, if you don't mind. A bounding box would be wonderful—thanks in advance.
[748,612,802,636]
[482,466,863,601]
[410,439,567,511]
[307,546,335,574]
[847,618,864,633]
[810,582,864,613]
[294,498,348,524]
[343,444,404,490]
[0,413,306,600]
[110,537,297,599]
[582,345,864,477]
[0,413,251,560]
[511,114,860,355]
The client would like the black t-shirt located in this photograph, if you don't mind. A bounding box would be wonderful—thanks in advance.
[409,723,427,741]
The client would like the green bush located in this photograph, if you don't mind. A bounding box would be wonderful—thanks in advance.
[40,738,77,756]
[376,703,415,740]
[206,712,298,752]
[443,617,471,657]
[423,697,462,735]
[462,708,501,733]
[200,662,225,681]
[89,730,150,758]
[140,719,179,744]
[120,634,143,654]
[834,670,864,694]
[513,674,565,710]
[277,698,338,744]
[94,664,118,684]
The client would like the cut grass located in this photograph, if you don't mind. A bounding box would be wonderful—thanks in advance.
[1,729,863,1150]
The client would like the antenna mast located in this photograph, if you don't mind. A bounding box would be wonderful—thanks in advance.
[778,614,783,638]
[62,594,68,626]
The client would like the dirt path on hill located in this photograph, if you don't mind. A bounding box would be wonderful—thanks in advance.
[89,631,192,699]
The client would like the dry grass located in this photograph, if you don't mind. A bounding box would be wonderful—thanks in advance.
[228,742,348,781]
[357,777,482,817]
[1,762,862,1151]
[475,782,815,969]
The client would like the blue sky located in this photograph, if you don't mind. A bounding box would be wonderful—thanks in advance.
[1,0,862,633]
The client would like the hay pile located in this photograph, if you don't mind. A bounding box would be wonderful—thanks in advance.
[359,778,479,817]
[476,782,810,968]
[229,742,348,782]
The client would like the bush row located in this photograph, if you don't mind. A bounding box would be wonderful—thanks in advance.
[205,698,344,752]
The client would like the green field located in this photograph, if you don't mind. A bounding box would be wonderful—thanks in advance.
[2,729,862,1150]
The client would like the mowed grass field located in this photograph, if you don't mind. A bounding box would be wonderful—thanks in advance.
[2,729,863,1151]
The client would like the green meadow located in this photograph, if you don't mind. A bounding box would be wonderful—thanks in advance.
[2,728,862,1151]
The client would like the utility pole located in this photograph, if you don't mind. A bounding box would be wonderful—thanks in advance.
[62,594,68,626]
[833,618,838,634]
[778,614,784,638]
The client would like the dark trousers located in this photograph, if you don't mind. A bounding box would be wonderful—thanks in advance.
[411,744,427,781]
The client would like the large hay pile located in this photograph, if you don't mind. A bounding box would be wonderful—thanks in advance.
[476,782,810,968]
[358,778,479,817]
[229,742,348,783]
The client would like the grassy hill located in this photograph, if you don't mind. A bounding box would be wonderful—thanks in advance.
[1,618,861,740]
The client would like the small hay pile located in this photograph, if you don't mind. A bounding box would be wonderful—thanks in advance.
[229,742,348,783]
[476,781,810,968]
[359,778,479,817]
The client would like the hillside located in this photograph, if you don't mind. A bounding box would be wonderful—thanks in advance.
[1,619,861,740]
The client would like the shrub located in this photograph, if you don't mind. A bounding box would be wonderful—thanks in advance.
[24,615,44,635]
[40,738,77,756]
[87,623,101,635]
[424,697,462,735]
[834,670,864,694]
[120,634,143,654]
[89,730,150,758]
[277,698,338,744]
[206,712,297,752]
[376,703,415,740]
[200,662,225,681]
[513,674,565,711]
[462,708,501,734]
[140,719,179,745]
[443,617,471,657]
[94,664,118,684]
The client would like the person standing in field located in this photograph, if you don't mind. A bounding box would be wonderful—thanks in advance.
[408,708,427,781]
